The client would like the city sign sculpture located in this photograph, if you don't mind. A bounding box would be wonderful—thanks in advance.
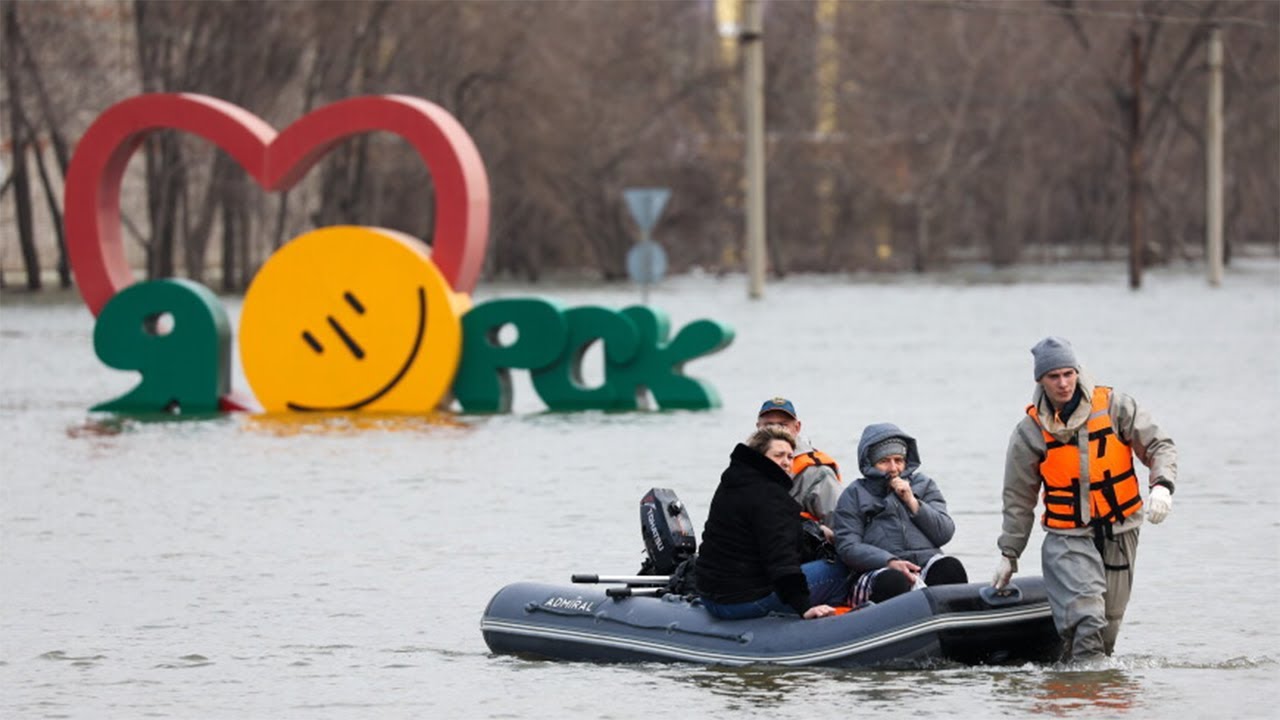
[65,94,732,414]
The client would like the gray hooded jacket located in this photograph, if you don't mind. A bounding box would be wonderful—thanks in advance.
[832,423,956,573]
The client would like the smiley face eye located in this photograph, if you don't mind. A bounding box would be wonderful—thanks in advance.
[300,290,370,358]
[326,316,365,359]
[301,331,324,354]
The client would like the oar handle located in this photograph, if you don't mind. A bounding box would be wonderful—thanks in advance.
[571,574,671,585]
[605,586,665,598]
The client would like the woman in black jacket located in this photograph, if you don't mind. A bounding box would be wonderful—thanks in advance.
[696,426,848,620]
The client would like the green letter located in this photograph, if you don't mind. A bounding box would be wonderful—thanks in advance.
[531,306,640,411]
[604,306,734,410]
[454,298,568,413]
[92,279,230,414]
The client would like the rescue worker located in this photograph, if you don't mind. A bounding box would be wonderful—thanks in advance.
[755,397,843,527]
[833,423,967,605]
[992,336,1177,662]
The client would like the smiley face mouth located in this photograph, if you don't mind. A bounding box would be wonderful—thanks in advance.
[286,286,427,412]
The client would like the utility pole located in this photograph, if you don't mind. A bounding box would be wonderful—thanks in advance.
[1206,25,1224,287]
[1128,31,1144,290]
[742,0,766,299]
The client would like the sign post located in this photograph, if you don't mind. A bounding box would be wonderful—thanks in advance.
[623,187,670,304]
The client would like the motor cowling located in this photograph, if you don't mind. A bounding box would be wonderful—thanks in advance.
[638,488,697,576]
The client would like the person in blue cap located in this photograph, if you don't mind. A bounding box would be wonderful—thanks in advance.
[755,397,844,528]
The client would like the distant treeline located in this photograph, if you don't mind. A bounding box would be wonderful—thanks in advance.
[1,0,1277,291]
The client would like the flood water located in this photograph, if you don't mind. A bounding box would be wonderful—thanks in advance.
[2,260,1278,718]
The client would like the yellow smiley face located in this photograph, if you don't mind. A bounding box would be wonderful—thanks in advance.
[239,226,469,413]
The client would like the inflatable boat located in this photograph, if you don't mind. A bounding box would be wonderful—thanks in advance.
[481,575,1061,667]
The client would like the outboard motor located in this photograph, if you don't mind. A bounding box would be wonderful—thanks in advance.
[638,488,697,576]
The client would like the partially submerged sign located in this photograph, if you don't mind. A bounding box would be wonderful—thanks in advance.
[623,187,671,301]
[623,187,671,234]
[66,96,733,414]
[626,240,667,286]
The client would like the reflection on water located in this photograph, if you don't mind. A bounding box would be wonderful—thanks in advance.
[241,410,471,437]
[676,666,837,709]
[672,664,990,710]
[997,667,1142,716]
[65,412,229,437]
[66,409,474,438]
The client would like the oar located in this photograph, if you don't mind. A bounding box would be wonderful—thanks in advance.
[571,574,671,586]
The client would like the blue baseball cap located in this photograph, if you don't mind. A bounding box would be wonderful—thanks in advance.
[757,397,797,420]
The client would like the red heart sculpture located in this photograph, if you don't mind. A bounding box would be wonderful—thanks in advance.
[65,93,490,315]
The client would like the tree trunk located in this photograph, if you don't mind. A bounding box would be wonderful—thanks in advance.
[29,131,69,287]
[236,200,253,290]
[914,204,931,274]
[4,1,40,290]
[142,133,183,280]
[185,152,233,285]
[10,0,73,286]
[13,14,71,176]
[220,194,236,292]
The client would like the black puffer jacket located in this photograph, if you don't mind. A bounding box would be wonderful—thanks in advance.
[695,444,810,614]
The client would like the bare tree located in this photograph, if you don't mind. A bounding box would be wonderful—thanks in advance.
[3,0,40,290]
[9,6,73,286]
[2,0,1276,289]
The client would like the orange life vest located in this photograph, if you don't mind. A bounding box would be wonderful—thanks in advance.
[1027,385,1143,530]
[792,449,842,482]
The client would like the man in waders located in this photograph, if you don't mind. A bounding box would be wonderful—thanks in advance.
[991,337,1177,662]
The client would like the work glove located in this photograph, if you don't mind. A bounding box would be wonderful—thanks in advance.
[991,555,1017,590]
[1147,485,1173,524]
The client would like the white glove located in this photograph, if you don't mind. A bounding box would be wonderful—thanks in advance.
[1147,485,1173,524]
[992,556,1017,589]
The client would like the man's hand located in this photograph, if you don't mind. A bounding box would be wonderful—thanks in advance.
[887,558,921,585]
[992,555,1017,589]
[1147,485,1173,524]
[888,477,920,514]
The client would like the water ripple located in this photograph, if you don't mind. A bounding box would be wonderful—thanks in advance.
[38,651,106,662]
[153,654,213,669]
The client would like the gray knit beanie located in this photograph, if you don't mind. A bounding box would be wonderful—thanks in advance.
[868,437,908,465]
[1031,336,1080,380]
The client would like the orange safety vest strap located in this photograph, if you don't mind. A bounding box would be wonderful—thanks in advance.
[1042,421,1106,450]
[791,450,842,482]
[1092,467,1142,525]
[1041,476,1082,524]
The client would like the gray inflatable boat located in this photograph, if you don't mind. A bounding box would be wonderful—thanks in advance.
[481,577,1061,667]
